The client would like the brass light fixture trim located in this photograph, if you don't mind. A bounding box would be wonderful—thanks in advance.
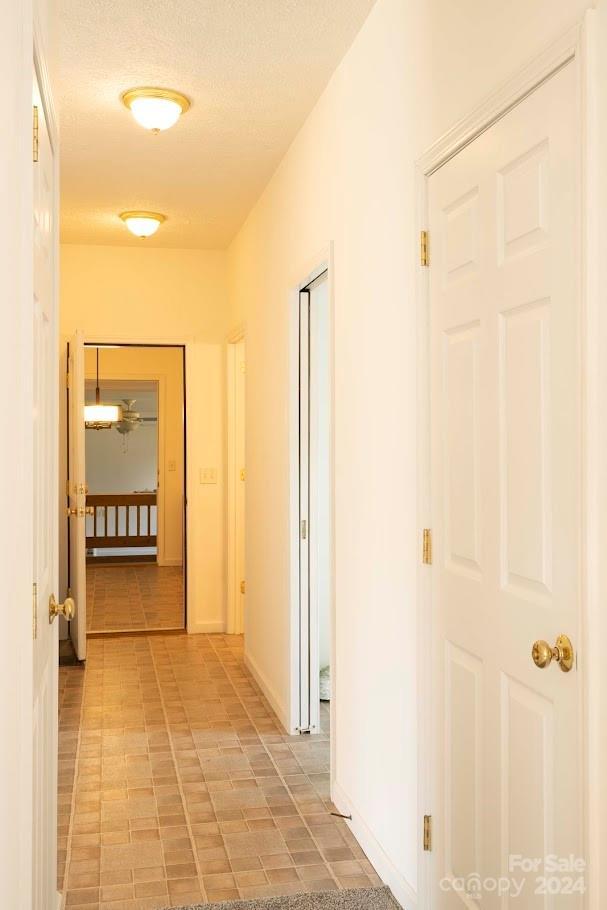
[119,210,166,224]
[121,86,191,112]
[121,87,191,133]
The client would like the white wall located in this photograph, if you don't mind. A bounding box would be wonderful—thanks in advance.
[86,423,157,495]
[227,0,594,904]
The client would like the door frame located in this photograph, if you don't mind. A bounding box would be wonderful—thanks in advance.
[226,327,245,635]
[415,16,606,908]
[78,335,192,628]
[288,252,335,745]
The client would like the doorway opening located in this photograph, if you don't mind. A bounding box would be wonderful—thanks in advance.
[294,268,332,737]
[66,342,187,642]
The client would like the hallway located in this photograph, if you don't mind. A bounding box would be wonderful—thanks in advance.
[58,634,379,909]
[86,566,184,633]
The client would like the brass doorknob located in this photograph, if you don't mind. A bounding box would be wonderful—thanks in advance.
[49,594,76,624]
[531,634,574,672]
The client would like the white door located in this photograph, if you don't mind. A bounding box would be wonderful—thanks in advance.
[298,270,330,734]
[235,339,246,632]
[429,62,581,907]
[32,66,60,910]
[67,330,87,659]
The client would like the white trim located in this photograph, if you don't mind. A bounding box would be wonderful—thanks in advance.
[188,620,226,634]
[415,19,607,910]
[332,781,417,910]
[579,10,607,909]
[226,333,245,635]
[417,24,580,177]
[244,650,290,733]
[288,250,335,741]
[81,334,193,630]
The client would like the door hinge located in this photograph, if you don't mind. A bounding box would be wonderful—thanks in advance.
[423,815,432,851]
[301,519,307,540]
[420,230,429,267]
[240,468,246,481]
[422,528,432,565]
[32,582,38,640]
[240,580,246,595]
[33,105,39,163]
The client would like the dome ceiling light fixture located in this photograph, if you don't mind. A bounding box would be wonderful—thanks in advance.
[121,87,191,132]
[119,211,166,238]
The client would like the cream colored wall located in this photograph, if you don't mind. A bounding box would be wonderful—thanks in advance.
[227,0,594,904]
[60,244,230,634]
[84,346,183,566]
[61,244,229,341]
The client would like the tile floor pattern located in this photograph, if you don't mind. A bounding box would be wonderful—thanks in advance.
[87,565,184,633]
[58,634,380,910]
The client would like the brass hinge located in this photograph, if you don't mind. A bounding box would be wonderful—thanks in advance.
[240,580,246,595]
[423,815,432,851]
[420,230,429,267]
[301,519,307,541]
[240,360,246,373]
[422,528,432,565]
[33,105,39,163]
[32,582,38,640]
[240,468,246,481]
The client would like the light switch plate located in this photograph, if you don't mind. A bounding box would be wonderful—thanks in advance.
[200,467,217,484]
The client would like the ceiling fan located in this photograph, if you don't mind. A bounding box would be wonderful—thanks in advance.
[115,399,157,436]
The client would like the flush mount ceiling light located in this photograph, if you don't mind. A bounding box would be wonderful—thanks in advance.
[121,87,190,132]
[119,211,166,238]
[84,348,122,429]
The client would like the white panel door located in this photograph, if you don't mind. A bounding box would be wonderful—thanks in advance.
[429,63,581,908]
[32,67,60,910]
[67,331,87,660]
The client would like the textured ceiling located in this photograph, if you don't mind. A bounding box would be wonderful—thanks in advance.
[54,0,377,249]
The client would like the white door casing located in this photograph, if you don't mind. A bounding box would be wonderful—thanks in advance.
[67,330,87,660]
[428,61,582,908]
[32,63,60,910]
[297,270,330,734]
[227,336,246,634]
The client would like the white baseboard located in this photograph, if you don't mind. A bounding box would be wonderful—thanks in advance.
[332,780,418,910]
[244,649,289,733]
[187,620,225,634]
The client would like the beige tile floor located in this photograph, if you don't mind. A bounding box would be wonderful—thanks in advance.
[58,634,379,910]
[87,565,184,633]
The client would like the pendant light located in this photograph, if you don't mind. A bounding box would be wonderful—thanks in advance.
[84,349,122,429]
